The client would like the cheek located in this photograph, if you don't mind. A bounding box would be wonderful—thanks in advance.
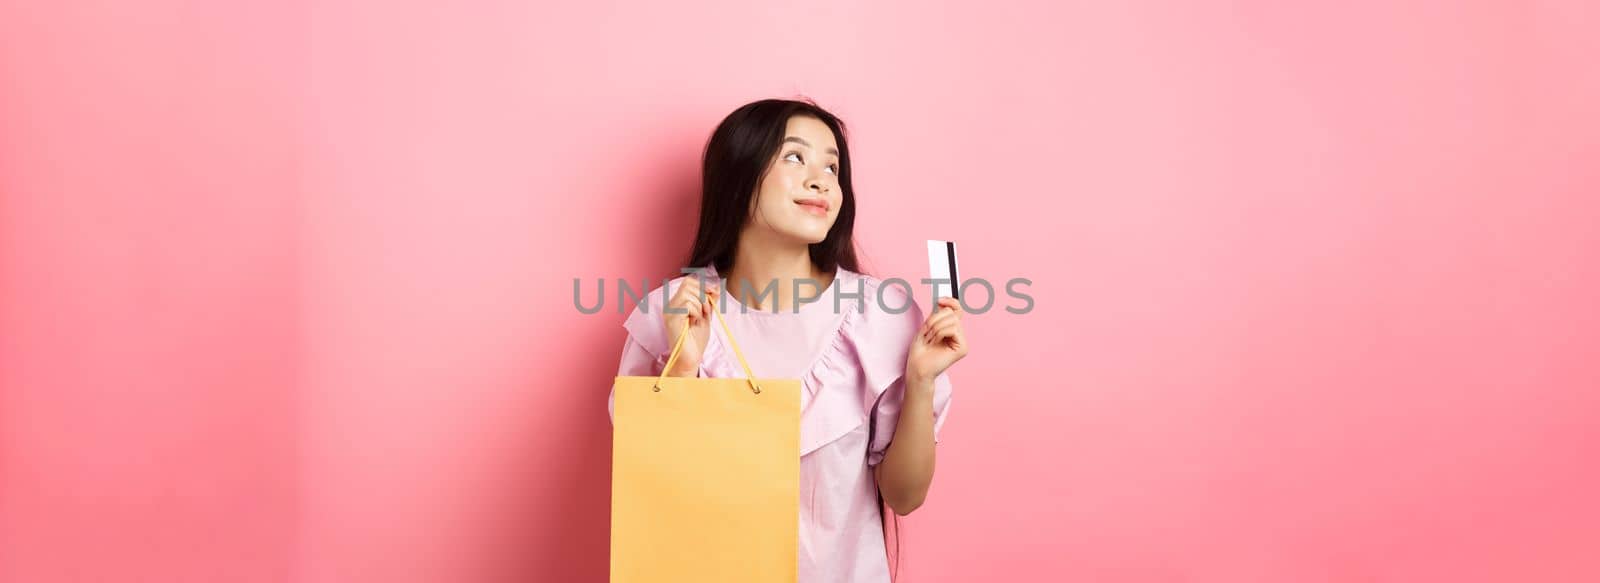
[758,171,801,201]
[776,168,805,190]
[750,178,786,215]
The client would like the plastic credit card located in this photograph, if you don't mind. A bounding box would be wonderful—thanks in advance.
[927,239,960,302]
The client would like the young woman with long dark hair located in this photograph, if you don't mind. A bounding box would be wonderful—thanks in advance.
[609,98,965,582]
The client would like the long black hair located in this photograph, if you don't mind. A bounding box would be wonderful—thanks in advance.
[684,98,900,579]
[684,98,862,276]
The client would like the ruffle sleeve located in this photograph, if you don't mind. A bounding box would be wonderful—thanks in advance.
[869,370,954,466]
[854,280,955,466]
[795,275,955,461]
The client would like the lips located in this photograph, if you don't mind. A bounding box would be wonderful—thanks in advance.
[793,198,830,212]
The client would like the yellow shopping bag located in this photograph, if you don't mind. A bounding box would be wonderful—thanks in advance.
[610,296,801,583]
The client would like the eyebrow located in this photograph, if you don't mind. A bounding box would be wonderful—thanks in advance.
[783,136,839,157]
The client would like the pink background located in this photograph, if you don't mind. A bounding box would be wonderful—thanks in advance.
[3,1,1597,581]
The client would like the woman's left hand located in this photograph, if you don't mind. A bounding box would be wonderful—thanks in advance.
[906,297,969,385]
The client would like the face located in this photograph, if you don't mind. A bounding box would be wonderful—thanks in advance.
[747,115,843,244]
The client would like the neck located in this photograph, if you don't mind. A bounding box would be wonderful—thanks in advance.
[724,230,836,312]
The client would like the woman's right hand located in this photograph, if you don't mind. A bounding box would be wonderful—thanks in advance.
[661,276,719,377]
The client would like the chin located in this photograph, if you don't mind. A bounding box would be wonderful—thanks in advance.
[778,226,830,245]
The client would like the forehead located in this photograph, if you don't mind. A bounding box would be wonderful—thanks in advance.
[784,115,838,150]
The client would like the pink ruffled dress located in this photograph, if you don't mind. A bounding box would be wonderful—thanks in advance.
[608,263,955,582]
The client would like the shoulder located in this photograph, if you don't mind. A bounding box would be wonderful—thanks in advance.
[836,269,928,347]
[825,269,928,400]
[845,269,928,321]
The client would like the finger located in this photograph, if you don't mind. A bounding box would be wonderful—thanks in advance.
[941,298,964,317]
[666,298,688,319]
[944,323,966,344]
[932,328,966,355]
[675,293,699,318]
[922,310,958,339]
[671,285,695,307]
[687,292,702,319]
[921,311,956,338]
[671,295,698,316]
[927,321,962,344]
[944,327,968,355]
[683,279,713,301]
[924,305,958,325]
[679,278,706,299]
[926,301,962,324]
[693,279,716,299]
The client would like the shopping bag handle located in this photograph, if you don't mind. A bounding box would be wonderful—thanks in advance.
[655,292,762,395]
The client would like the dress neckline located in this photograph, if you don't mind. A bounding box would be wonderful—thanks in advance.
[701,264,846,317]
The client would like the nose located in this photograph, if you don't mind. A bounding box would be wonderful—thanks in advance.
[805,176,830,194]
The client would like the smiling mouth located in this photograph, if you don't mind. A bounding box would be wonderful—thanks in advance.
[794,199,830,212]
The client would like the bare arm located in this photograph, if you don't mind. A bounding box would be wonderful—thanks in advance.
[874,296,967,515]
[872,372,938,515]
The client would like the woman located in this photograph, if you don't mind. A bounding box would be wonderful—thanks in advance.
[609,98,965,582]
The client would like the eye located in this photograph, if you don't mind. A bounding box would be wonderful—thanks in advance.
[825,163,839,175]
[783,152,802,164]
